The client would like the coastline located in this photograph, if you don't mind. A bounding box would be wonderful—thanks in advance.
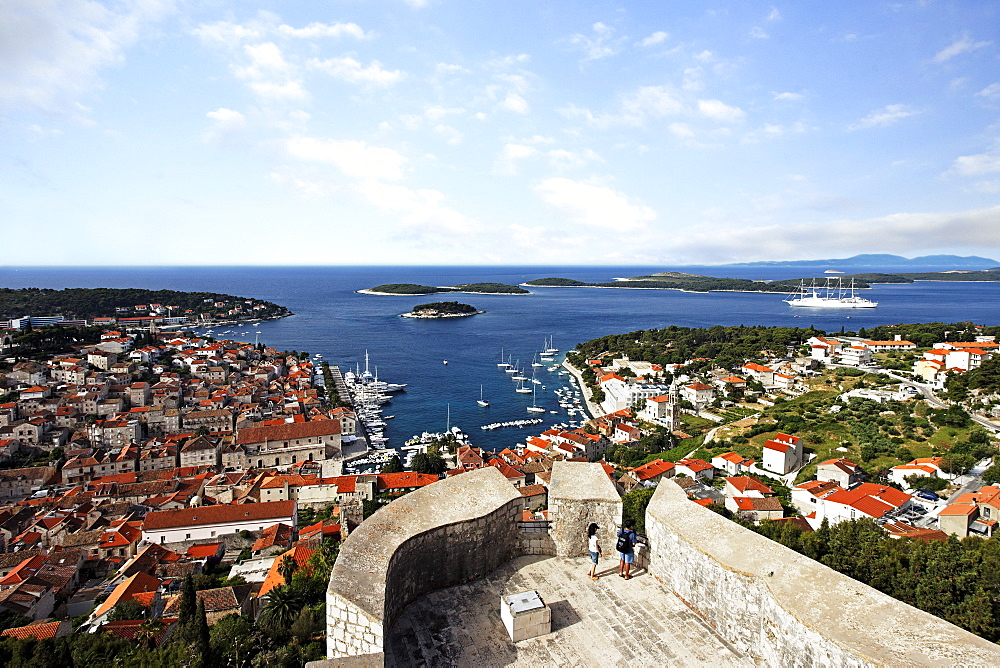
[400,310,485,319]
[561,358,601,420]
[519,282,882,295]
[357,288,532,296]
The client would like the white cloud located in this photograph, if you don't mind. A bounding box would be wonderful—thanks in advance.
[750,26,769,40]
[309,56,403,86]
[976,83,1000,100]
[569,22,624,61]
[668,123,695,138]
[623,86,684,120]
[638,31,669,47]
[402,0,430,8]
[277,22,369,40]
[433,124,463,145]
[534,177,656,231]
[772,91,804,102]
[500,93,529,114]
[495,143,539,175]
[248,80,308,102]
[424,105,465,121]
[284,136,407,181]
[193,19,264,47]
[950,142,1000,176]
[238,42,293,78]
[353,180,476,235]
[848,104,919,130]
[560,86,684,130]
[547,148,602,170]
[767,7,781,21]
[674,206,1000,261]
[0,0,175,111]
[205,107,246,137]
[933,35,992,63]
[435,63,469,75]
[698,99,746,123]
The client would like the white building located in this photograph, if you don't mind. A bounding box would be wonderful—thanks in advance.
[141,500,297,544]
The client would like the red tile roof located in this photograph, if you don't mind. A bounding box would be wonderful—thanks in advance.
[236,420,340,445]
[143,500,296,531]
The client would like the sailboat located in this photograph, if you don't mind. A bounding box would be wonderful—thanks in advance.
[531,354,544,368]
[504,355,517,373]
[784,277,877,309]
[515,379,532,393]
[527,384,545,413]
[477,385,490,407]
[497,347,510,368]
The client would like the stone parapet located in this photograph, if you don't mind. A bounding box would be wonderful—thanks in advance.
[645,480,1000,666]
[548,461,621,557]
[326,467,522,659]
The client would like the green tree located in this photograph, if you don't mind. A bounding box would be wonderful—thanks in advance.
[289,606,322,644]
[258,585,305,635]
[210,613,259,668]
[621,487,656,534]
[179,575,197,626]
[107,598,147,621]
[982,465,1000,485]
[279,554,298,585]
[194,598,211,662]
[380,455,403,474]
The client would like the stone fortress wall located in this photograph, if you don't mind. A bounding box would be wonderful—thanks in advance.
[325,467,524,659]
[645,480,1000,666]
[324,462,1000,666]
[548,460,622,558]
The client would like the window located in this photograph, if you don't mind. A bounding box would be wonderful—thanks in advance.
[161,536,165,543]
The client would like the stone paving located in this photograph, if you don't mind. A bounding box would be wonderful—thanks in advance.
[387,554,748,667]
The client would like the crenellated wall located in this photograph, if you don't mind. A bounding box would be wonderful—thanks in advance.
[548,460,622,557]
[645,480,1000,666]
[326,467,522,659]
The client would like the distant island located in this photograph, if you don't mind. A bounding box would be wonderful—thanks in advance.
[401,301,483,319]
[524,268,1000,294]
[0,287,292,323]
[726,253,1000,269]
[358,282,529,295]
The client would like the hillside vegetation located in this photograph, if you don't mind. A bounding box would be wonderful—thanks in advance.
[0,287,289,320]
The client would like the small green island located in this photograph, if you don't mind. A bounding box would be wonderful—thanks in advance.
[401,301,483,318]
[359,282,529,295]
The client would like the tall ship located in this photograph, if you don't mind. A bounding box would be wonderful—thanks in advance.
[784,277,877,309]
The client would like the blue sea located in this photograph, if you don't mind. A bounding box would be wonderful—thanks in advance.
[2,265,999,453]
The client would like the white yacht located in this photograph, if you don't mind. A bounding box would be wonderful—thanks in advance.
[784,277,877,308]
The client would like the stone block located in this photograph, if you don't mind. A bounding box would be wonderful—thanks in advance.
[500,590,551,643]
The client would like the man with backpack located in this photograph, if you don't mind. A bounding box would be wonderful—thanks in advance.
[616,521,638,579]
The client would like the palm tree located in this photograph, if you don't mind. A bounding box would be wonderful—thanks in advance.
[279,554,298,585]
[258,585,305,632]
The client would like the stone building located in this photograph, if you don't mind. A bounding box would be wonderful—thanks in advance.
[236,420,342,469]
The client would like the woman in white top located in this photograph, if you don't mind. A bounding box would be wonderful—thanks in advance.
[586,522,601,580]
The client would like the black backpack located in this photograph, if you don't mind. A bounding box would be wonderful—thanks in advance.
[615,530,633,554]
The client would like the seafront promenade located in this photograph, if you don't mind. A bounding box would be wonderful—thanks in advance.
[560,359,601,419]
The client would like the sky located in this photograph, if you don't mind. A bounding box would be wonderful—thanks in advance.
[2,1,1000,266]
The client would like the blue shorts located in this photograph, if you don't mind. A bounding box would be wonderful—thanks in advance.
[589,551,599,564]
[619,551,634,564]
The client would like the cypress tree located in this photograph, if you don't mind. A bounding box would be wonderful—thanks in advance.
[179,575,197,626]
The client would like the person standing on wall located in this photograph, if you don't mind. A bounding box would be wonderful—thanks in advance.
[587,523,601,580]
[616,521,637,579]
